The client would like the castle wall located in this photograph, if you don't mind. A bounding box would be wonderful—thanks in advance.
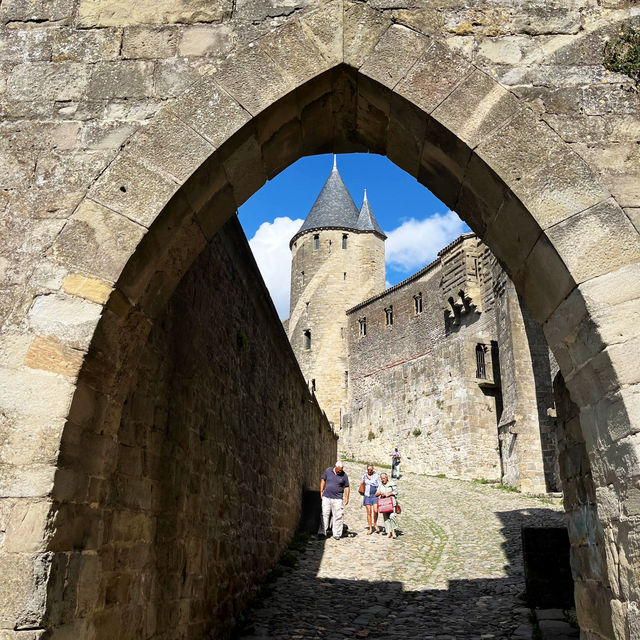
[341,239,502,481]
[289,228,384,426]
[493,266,560,493]
[42,217,337,637]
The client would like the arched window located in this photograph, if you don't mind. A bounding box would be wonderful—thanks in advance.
[342,234,348,249]
[414,293,423,315]
[476,344,487,379]
[358,317,367,337]
[385,306,393,326]
[304,330,311,350]
[314,234,319,249]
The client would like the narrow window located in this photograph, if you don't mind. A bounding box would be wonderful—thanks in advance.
[342,234,348,249]
[305,302,309,312]
[476,344,487,379]
[414,293,423,315]
[359,317,367,337]
[304,330,311,350]
[340,326,344,339]
[314,234,319,249]
[301,271,305,285]
[344,370,349,389]
[311,379,316,392]
[385,306,393,326]
[329,239,332,252]
[343,272,347,280]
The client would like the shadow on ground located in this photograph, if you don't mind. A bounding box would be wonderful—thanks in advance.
[231,508,571,639]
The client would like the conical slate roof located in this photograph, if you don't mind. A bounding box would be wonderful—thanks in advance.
[357,190,386,238]
[291,160,359,242]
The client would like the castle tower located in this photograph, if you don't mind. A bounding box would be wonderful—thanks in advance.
[289,159,386,427]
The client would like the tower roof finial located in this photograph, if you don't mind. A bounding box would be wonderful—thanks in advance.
[363,188,368,201]
[333,154,337,171]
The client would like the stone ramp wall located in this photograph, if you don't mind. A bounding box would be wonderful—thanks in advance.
[43,217,337,638]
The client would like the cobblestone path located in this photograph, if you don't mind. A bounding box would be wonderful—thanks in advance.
[237,462,566,640]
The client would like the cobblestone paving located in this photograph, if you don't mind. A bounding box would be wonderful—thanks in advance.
[237,462,565,640]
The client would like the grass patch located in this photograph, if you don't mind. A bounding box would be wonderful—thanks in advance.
[604,25,640,83]
[412,428,422,437]
[367,430,375,441]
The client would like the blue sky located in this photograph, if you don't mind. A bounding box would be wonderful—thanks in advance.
[238,153,469,318]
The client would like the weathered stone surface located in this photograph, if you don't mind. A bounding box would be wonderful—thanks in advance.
[52,27,122,63]
[343,0,390,69]
[77,0,232,27]
[87,61,155,100]
[27,294,102,350]
[53,199,146,284]
[23,335,84,377]
[545,199,640,285]
[121,26,179,60]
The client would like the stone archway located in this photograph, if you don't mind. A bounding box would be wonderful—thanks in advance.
[1,4,638,639]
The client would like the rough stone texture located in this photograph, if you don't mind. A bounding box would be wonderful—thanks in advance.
[42,217,336,637]
[0,1,638,638]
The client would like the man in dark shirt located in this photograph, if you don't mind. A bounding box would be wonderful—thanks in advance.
[318,461,350,540]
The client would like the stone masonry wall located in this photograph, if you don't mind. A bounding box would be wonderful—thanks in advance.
[341,253,502,481]
[43,217,337,638]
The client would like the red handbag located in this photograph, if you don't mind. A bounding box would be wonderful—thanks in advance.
[377,496,394,513]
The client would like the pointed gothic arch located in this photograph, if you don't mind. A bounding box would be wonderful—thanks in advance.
[2,8,639,638]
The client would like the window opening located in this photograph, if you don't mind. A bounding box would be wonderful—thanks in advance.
[343,272,347,280]
[305,302,309,312]
[301,271,305,285]
[385,306,394,326]
[311,379,316,392]
[314,234,319,249]
[476,344,487,379]
[359,317,367,337]
[414,293,423,315]
[342,234,348,249]
[344,371,349,389]
[304,330,311,350]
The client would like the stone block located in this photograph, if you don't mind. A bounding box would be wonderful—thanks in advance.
[386,92,428,178]
[261,19,332,88]
[79,121,138,151]
[178,23,233,58]
[7,62,89,102]
[360,24,431,90]
[356,74,391,154]
[343,0,390,69]
[0,147,35,188]
[483,193,542,278]
[432,69,520,148]
[77,0,232,27]
[5,500,51,553]
[89,153,178,228]
[299,0,342,65]
[0,28,52,63]
[27,293,102,350]
[0,551,51,629]
[88,61,155,100]
[122,26,180,60]
[62,275,112,305]
[51,27,122,63]
[395,38,473,114]
[23,335,84,378]
[214,41,294,116]
[545,199,640,286]
[53,199,146,284]
[419,116,472,213]
[168,76,251,149]
[216,128,267,208]
[574,580,615,640]
[512,233,576,325]
[0,0,74,22]
[476,112,609,230]
[124,112,215,183]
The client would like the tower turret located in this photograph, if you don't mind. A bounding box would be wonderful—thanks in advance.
[288,159,385,428]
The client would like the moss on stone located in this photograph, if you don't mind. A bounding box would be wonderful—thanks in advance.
[604,25,640,84]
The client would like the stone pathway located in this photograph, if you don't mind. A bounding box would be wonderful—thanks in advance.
[237,463,574,640]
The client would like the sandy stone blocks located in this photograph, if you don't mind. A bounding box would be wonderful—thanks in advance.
[121,27,179,60]
[23,336,84,378]
[77,0,232,28]
[178,24,234,58]
[27,293,102,351]
[299,0,342,65]
[53,199,146,285]
[431,69,520,148]
[395,37,473,113]
[344,1,390,69]
[386,93,428,178]
[168,77,251,149]
[52,27,122,63]
[361,24,432,90]
[88,60,155,100]
[7,62,89,102]
[0,0,75,23]
[214,41,294,116]
[545,199,640,286]
[475,111,611,230]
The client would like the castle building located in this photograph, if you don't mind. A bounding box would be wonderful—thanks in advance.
[287,161,560,493]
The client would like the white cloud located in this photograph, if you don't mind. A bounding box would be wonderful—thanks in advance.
[248,216,303,319]
[385,211,467,272]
